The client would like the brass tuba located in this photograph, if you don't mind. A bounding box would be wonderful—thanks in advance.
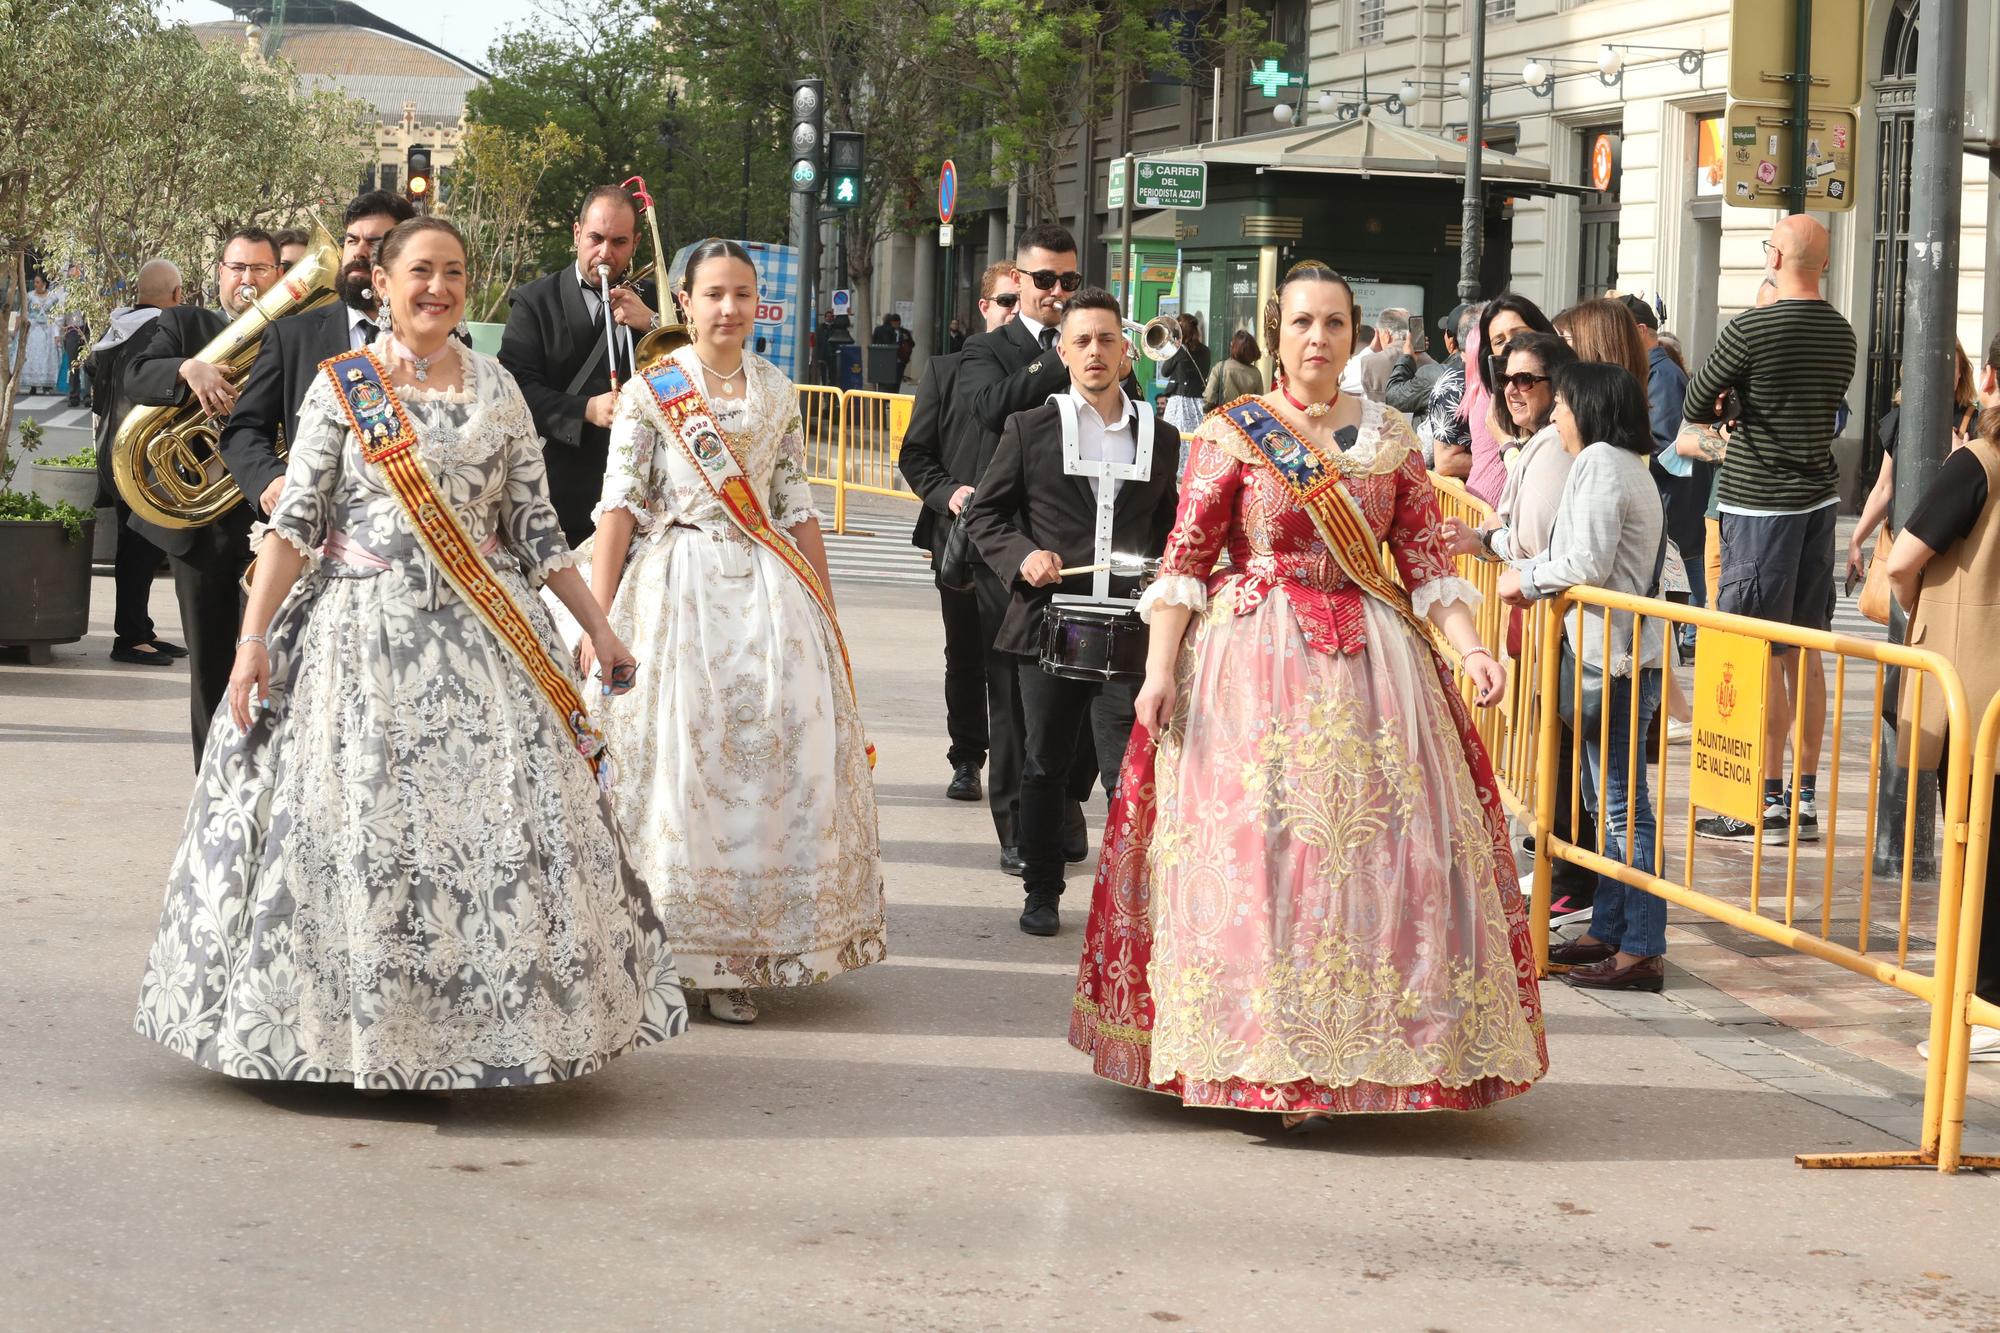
[111,220,341,529]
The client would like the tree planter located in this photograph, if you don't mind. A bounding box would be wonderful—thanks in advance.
[0,517,96,664]
[27,462,113,562]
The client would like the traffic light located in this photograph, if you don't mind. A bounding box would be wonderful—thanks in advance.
[828,130,864,209]
[788,78,823,195]
[406,145,433,206]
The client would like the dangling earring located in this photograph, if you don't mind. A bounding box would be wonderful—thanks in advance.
[379,300,393,335]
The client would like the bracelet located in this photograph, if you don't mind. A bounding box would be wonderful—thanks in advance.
[237,633,266,647]
[1462,646,1494,663]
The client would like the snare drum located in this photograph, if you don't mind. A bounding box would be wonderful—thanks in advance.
[1039,597,1148,682]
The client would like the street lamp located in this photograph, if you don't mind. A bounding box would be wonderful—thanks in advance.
[1598,44,1624,81]
[1398,79,1418,107]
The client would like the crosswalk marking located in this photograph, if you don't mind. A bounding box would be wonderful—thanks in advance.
[825,530,934,587]
[42,407,89,431]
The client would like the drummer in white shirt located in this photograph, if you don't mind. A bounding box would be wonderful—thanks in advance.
[960,288,1182,937]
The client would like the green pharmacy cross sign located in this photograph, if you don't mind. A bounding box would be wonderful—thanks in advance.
[1251,60,1300,98]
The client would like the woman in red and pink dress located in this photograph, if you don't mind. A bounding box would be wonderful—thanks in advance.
[1068,263,1547,1129]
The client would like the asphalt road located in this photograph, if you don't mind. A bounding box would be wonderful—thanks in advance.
[4,536,2000,1329]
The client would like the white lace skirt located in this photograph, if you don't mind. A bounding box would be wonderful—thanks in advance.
[585,524,886,989]
[135,563,688,1088]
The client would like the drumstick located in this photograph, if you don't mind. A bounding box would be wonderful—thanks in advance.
[1059,561,1108,577]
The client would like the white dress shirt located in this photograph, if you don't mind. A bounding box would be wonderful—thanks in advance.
[1019,310,1055,350]
[1065,385,1136,500]
[347,305,379,351]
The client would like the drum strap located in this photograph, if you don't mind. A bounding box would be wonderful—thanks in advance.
[1052,393,1154,601]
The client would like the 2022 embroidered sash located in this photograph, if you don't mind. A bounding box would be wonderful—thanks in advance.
[1216,397,1431,640]
[319,349,615,790]
[638,358,876,767]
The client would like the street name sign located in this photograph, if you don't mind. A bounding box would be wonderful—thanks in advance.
[1107,159,1208,211]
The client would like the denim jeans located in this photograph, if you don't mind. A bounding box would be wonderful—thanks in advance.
[1578,668,1665,957]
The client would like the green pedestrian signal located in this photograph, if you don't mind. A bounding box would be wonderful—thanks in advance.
[828,130,864,210]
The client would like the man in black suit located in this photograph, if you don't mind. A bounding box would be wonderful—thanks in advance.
[956,223,1127,877]
[119,229,287,759]
[219,190,414,527]
[962,287,1180,936]
[898,261,1021,807]
[499,185,663,546]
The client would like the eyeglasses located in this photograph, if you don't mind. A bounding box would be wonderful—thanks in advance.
[1501,372,1551,392]
[220,262,277,278]
[1021,269,1084,293]
[989,292,1020,308]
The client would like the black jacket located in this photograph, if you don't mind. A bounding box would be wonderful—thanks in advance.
[897,351,985,560]
[218,302,353,519]
[499,267,655,545]
[115,305,250,561]
[958,318,1071,448]
[960,398,1180,656]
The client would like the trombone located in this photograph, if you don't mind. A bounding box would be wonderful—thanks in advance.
[620,174,692,368]
[1122,314,1182,363]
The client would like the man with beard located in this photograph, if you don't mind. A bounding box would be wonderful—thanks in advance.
[218,190,414,527]
[499,185,661,545]
[116,228,286,757]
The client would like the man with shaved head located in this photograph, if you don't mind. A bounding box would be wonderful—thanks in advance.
[87,257,190,671]
[1683,214,1857,846]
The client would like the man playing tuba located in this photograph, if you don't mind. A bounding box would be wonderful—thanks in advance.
[117,230,285,758]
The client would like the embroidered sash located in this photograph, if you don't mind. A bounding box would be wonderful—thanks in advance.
[1216,397,1431,639]
[639,357,877,766]
[319,350,615,790]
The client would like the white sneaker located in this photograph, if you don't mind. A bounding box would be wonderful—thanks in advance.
[1915,1023,2000,1061]
[706,989,759,1024]
[1666,718,1692,743]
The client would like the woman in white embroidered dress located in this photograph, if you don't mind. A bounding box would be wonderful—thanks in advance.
[1069,263,1547,1129]
[135,218,687,1089]
[21,274,61,393]
[579,240,884,1025]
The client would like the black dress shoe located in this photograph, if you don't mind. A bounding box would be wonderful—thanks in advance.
[110,644,175,666]
[147,638,188,659]
[1019,892,1060,936]
[1064,833,1089,863]
[999,846,1025,876]
[946,762,982,802]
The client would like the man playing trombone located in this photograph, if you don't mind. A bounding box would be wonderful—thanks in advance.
[499,185,662,545]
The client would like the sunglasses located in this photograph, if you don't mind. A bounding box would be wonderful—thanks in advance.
[1501,371,1551,392]
[989,292,1020,308]
[1021,269,1084,293]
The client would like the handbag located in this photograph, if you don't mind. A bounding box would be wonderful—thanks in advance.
[935,515,977,593]
[1858,528,1894,625]
[1556,513,1670,737]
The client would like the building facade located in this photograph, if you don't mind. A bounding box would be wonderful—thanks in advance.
[900,0,1997,487]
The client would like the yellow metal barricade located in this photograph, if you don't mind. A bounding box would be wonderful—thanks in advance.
[837,390,920,532]
[797,384,844,500]
[1939,691,2000,1172]
[1424,474,1543,827]
[1519,587,1979,1171]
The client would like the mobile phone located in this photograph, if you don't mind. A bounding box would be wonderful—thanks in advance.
[1844,568,1860,598]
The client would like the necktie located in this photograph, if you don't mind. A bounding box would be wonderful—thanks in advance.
[1038,326,1056,351]
[357,318,378,347]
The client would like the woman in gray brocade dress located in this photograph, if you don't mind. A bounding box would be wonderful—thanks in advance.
[134,217,687,1090]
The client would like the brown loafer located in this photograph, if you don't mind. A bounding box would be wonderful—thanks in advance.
[1547,937,1614,967]
[1564,954,1665,993]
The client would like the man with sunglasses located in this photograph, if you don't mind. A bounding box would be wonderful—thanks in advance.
[900,262,1022,807]
[956,225,1102,878]
[113,227,293,758]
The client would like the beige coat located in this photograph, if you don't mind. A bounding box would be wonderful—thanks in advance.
[1902,439,2000,770]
